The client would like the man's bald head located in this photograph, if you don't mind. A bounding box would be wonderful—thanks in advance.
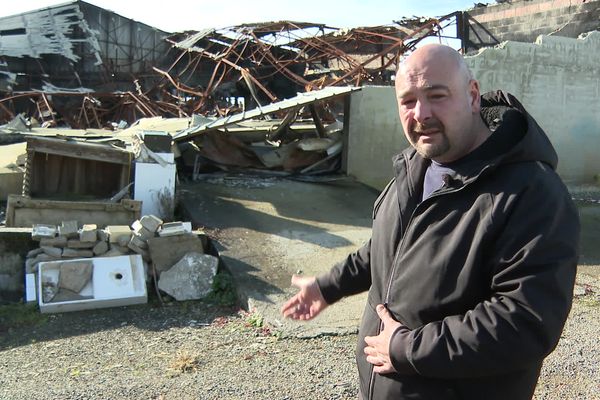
[397,44,473,90]
[394,44,490,163]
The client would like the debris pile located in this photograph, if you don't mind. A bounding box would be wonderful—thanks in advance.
[25,215,218,310]
[0,0,460,129]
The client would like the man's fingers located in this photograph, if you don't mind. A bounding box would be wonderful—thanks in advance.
[281,296,299,316]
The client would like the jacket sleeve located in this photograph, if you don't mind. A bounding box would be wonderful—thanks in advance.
[316,238,372,305]
[389,176,580,378]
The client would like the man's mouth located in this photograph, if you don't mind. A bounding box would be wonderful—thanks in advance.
[415,128,440,136]
[412,120,443,137]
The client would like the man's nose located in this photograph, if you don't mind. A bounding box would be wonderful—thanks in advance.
[413,100,432,123]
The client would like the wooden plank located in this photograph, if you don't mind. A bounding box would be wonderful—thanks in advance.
[6,195,141,228]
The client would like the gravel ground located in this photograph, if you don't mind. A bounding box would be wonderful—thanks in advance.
[0,272,598,400]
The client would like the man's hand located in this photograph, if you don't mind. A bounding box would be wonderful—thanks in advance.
[280,275,328,320]
[364,304,405,374]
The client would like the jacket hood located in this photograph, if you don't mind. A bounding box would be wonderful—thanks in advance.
[393,91,558,181]
[480,90,558,169]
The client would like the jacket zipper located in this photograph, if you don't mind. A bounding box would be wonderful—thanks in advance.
[366,166,476,400]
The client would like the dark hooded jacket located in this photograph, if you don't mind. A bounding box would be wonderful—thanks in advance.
[316,91,580,400]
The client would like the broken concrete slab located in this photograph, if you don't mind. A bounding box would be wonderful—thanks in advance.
[51,288,93,302]
[147,233,206,274]
[58,261,93,292]
[157,252,218,301]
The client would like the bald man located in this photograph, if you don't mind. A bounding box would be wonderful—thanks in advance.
[282,44,579,400]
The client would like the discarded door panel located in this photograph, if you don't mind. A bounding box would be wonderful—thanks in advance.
[38,255,147,313]
[5,195,141,228]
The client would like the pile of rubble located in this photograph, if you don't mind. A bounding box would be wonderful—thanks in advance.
[25,215,220,310]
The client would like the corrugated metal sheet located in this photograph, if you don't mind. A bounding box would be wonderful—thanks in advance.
[173,86,360,142]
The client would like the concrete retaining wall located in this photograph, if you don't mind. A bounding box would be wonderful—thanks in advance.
[465,0,600,51]
[346,32,600,189]
[465,31,600,183]
[346,86,408,190]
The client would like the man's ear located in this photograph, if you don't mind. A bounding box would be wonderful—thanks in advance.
[469,79,481,112]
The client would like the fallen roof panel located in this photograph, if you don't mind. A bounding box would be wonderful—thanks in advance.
[173,86,360,142]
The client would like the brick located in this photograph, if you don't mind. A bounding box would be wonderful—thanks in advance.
[139,215,163,233]
[80,224,98,242]
[67,240,96,249]
[106,225,132,244]
[40,236,68,247]
[58,220,79,239]
[62,248,94,258]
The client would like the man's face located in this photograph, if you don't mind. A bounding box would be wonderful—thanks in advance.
[395,57,481,164]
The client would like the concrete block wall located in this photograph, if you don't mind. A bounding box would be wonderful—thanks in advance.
[346,86,409,190]
[346,32,600,189]
[0,228,36,304]
[465,31,600,183]
[465,0,600,52]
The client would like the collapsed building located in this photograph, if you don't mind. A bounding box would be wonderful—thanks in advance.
[2,0,599,129]
[1,0,600,305]
[0,0,461,128]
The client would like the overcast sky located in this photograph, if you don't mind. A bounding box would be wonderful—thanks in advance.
[0,0,481,32]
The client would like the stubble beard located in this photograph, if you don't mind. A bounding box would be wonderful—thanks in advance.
[410,120,451,160]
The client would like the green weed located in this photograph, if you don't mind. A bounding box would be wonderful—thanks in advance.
[0,303,46,332]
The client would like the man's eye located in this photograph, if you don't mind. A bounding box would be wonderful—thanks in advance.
[429,93,446,100]
[401,99,416,107]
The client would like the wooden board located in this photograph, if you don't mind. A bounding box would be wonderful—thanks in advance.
[5,195,141,228]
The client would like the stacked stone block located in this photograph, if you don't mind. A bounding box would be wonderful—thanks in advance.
[27,216,198,274]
